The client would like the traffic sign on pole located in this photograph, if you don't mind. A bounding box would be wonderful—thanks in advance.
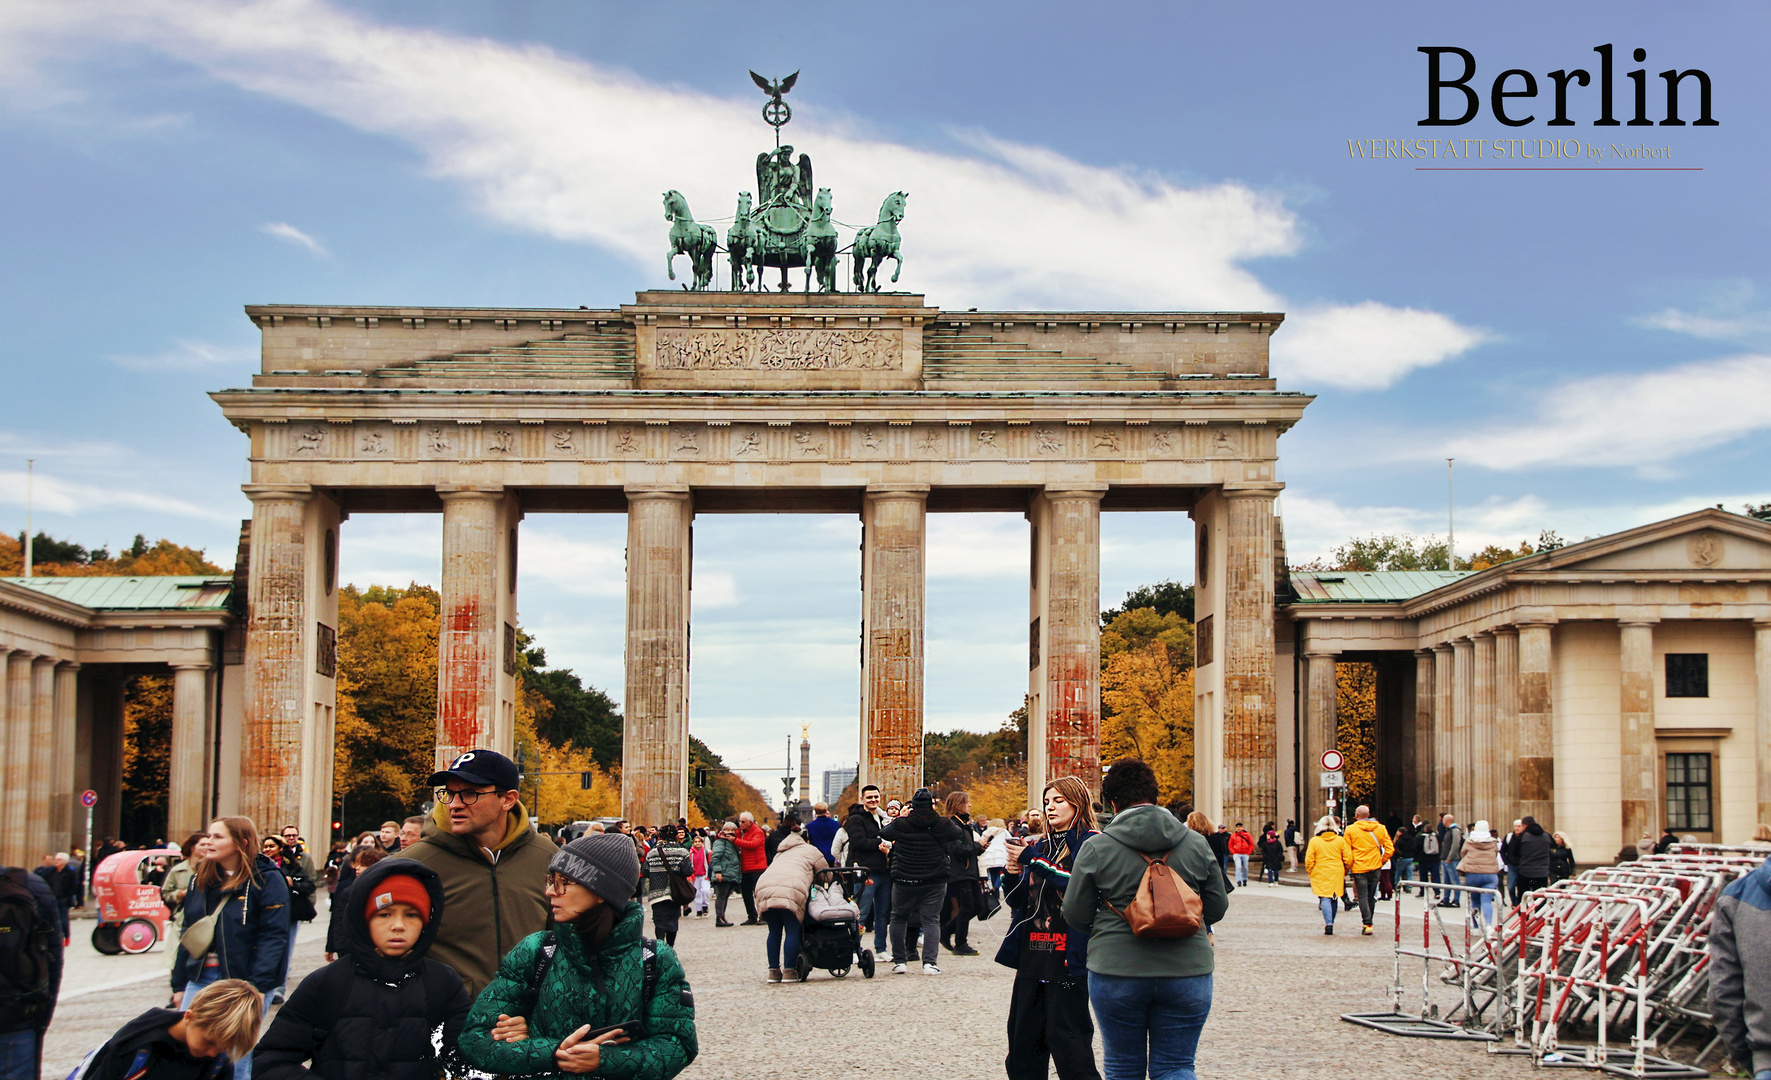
[1320,770,1344,788]
[1319,750,1344,772]
[80,790,98,808]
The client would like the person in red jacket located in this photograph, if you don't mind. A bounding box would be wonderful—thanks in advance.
[1227,823,1256,888]
[733,811,769,925]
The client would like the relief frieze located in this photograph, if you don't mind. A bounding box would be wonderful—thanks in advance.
[653,327,902,371]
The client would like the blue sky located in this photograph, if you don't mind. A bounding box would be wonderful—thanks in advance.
[3,2,1767,796]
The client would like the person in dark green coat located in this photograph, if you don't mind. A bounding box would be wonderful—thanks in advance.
[459,834,697,1080]
[708,824,743,927]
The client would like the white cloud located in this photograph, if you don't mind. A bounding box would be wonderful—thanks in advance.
[692,570,738,609]
[1442,353,1771,473]
[11,0,1299,312]
[1280,491,1553,564]
[517,528,624,598]
[928,516,1026,578]
[109,338,255,372]
[0,465,234,521]
[1637,308,1771,342]
[1273,302,1491,389]
[260,221,328,257]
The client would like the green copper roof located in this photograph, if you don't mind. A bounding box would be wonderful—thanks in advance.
[1,576,233,611]
[1288,570,1472,604]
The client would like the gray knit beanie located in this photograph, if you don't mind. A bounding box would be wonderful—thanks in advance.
[549,833,640,902]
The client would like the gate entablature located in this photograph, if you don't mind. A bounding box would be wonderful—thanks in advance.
[216,290,1308,832]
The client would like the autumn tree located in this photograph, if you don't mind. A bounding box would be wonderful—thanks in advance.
[1334,662,1379,807]
[688,737,775,827]
[332,584,443,833]
[120,675,173,843]
[1,532,222,576]
[1100,608,1194,804]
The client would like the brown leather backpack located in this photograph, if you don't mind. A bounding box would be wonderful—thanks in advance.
[1102,843,1203,940]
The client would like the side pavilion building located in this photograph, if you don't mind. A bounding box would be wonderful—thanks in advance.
[1281,508,1771,862]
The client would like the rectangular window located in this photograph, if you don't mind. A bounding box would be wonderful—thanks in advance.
[1664,653,1708,698]
[1664,752,1712,832]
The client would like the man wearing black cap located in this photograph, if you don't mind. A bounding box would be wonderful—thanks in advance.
[393,748,558,998]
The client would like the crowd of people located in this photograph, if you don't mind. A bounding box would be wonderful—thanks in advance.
[2,751,1769,1080]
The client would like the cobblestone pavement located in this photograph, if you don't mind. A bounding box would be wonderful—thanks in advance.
[40,888,1635,1080]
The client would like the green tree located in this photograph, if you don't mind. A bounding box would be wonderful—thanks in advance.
[521,642,623,769]
[1102,580,1194,624]
[1746,503,1771,521]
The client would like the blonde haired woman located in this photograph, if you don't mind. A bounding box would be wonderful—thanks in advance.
[1304,816,1353,935]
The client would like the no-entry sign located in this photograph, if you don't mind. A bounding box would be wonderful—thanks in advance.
[1320,749,1344,772]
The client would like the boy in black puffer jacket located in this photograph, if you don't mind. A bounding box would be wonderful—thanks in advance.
[254,860,469,1080]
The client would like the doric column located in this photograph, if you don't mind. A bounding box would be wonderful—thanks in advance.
[168,663,212,840]
[24,658,56,862]
[1618,619,1659,848]
[437,488,521,764]
[1471,633,1496,825]
[859,487,926,801]
[1452,637,1474,825]
[1,652,33,866]
[1756,621,1771,828]
[1432,644,1454,818]
[1493,628,1520,818]
[48,662,78,855]
[1027,488,1105,807]
[240,485,339,845]
[1517,622,1556,828]
[1413,650,1436,815]
[1221,487,1279,828]
[622,489,692,825]
[1303,648,1339,826]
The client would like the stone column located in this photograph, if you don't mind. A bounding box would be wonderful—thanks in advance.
[1432,644,1454,818]
[1618,620,1659,847]
[24,658,56,862]
[1414,650,1436,816]
[437,489,521,765]
[1471,633,1496,825]
[239,485,339,845]
[48,662,79,855]
[1493,628,1520,818]
[1027,488,1104,806]
[859,487,926,800]
[1,653,33,866]
[622,489,692,825]
[1221,487,1279,828]
[1756,621,1771,828]
[167,663,211,840]
[1451,637,1474,825]
[1303,648,1338,826]
[1517,622,1556,828]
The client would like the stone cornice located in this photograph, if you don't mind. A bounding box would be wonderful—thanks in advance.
[0,580,93,628]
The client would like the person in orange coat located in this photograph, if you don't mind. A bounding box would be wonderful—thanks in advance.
[1226,823,1256,888]
[1304,817,1354,936]
[1342,806,1395,935]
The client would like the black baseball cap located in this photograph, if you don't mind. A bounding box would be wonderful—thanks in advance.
[428,749,521,792]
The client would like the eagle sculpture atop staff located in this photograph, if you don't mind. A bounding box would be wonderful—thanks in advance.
[751,69,798,145]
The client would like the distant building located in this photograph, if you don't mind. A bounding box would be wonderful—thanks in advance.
[823,767,858,806]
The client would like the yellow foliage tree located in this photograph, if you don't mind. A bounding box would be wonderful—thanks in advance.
[333,585,442,831]
[1100,608,1195,805]
[1335,662,1378,804]
[0,533,222,577]
[513,675,621,826]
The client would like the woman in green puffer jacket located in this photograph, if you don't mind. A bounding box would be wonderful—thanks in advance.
[459,834,698,1080]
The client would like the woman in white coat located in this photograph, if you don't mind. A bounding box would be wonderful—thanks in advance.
[754,832,828,983]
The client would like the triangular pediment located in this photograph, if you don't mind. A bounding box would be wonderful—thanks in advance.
[1499,508,1771,574]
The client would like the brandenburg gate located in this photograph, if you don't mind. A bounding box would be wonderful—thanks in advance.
[211,293,1310,841]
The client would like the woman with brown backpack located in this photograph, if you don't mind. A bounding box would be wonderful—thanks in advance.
[1061,760,1228,1080]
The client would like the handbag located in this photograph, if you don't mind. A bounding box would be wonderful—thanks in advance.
[977,887,1003,921]
[178,907,223,958]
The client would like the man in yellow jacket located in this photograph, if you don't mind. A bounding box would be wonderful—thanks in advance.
[1343,806,1394,935]
[1304,817,1352,936]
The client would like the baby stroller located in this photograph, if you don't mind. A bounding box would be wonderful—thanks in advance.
[793,866,875,981]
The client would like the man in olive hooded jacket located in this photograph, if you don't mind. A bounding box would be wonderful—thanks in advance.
[392,749,558,998]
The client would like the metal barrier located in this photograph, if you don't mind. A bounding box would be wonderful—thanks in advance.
[1341,845,1767,1077]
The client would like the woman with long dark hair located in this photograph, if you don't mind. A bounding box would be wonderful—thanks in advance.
[998,776,1102,1080]
[170,816,291,1080]
[942,791,987,956]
